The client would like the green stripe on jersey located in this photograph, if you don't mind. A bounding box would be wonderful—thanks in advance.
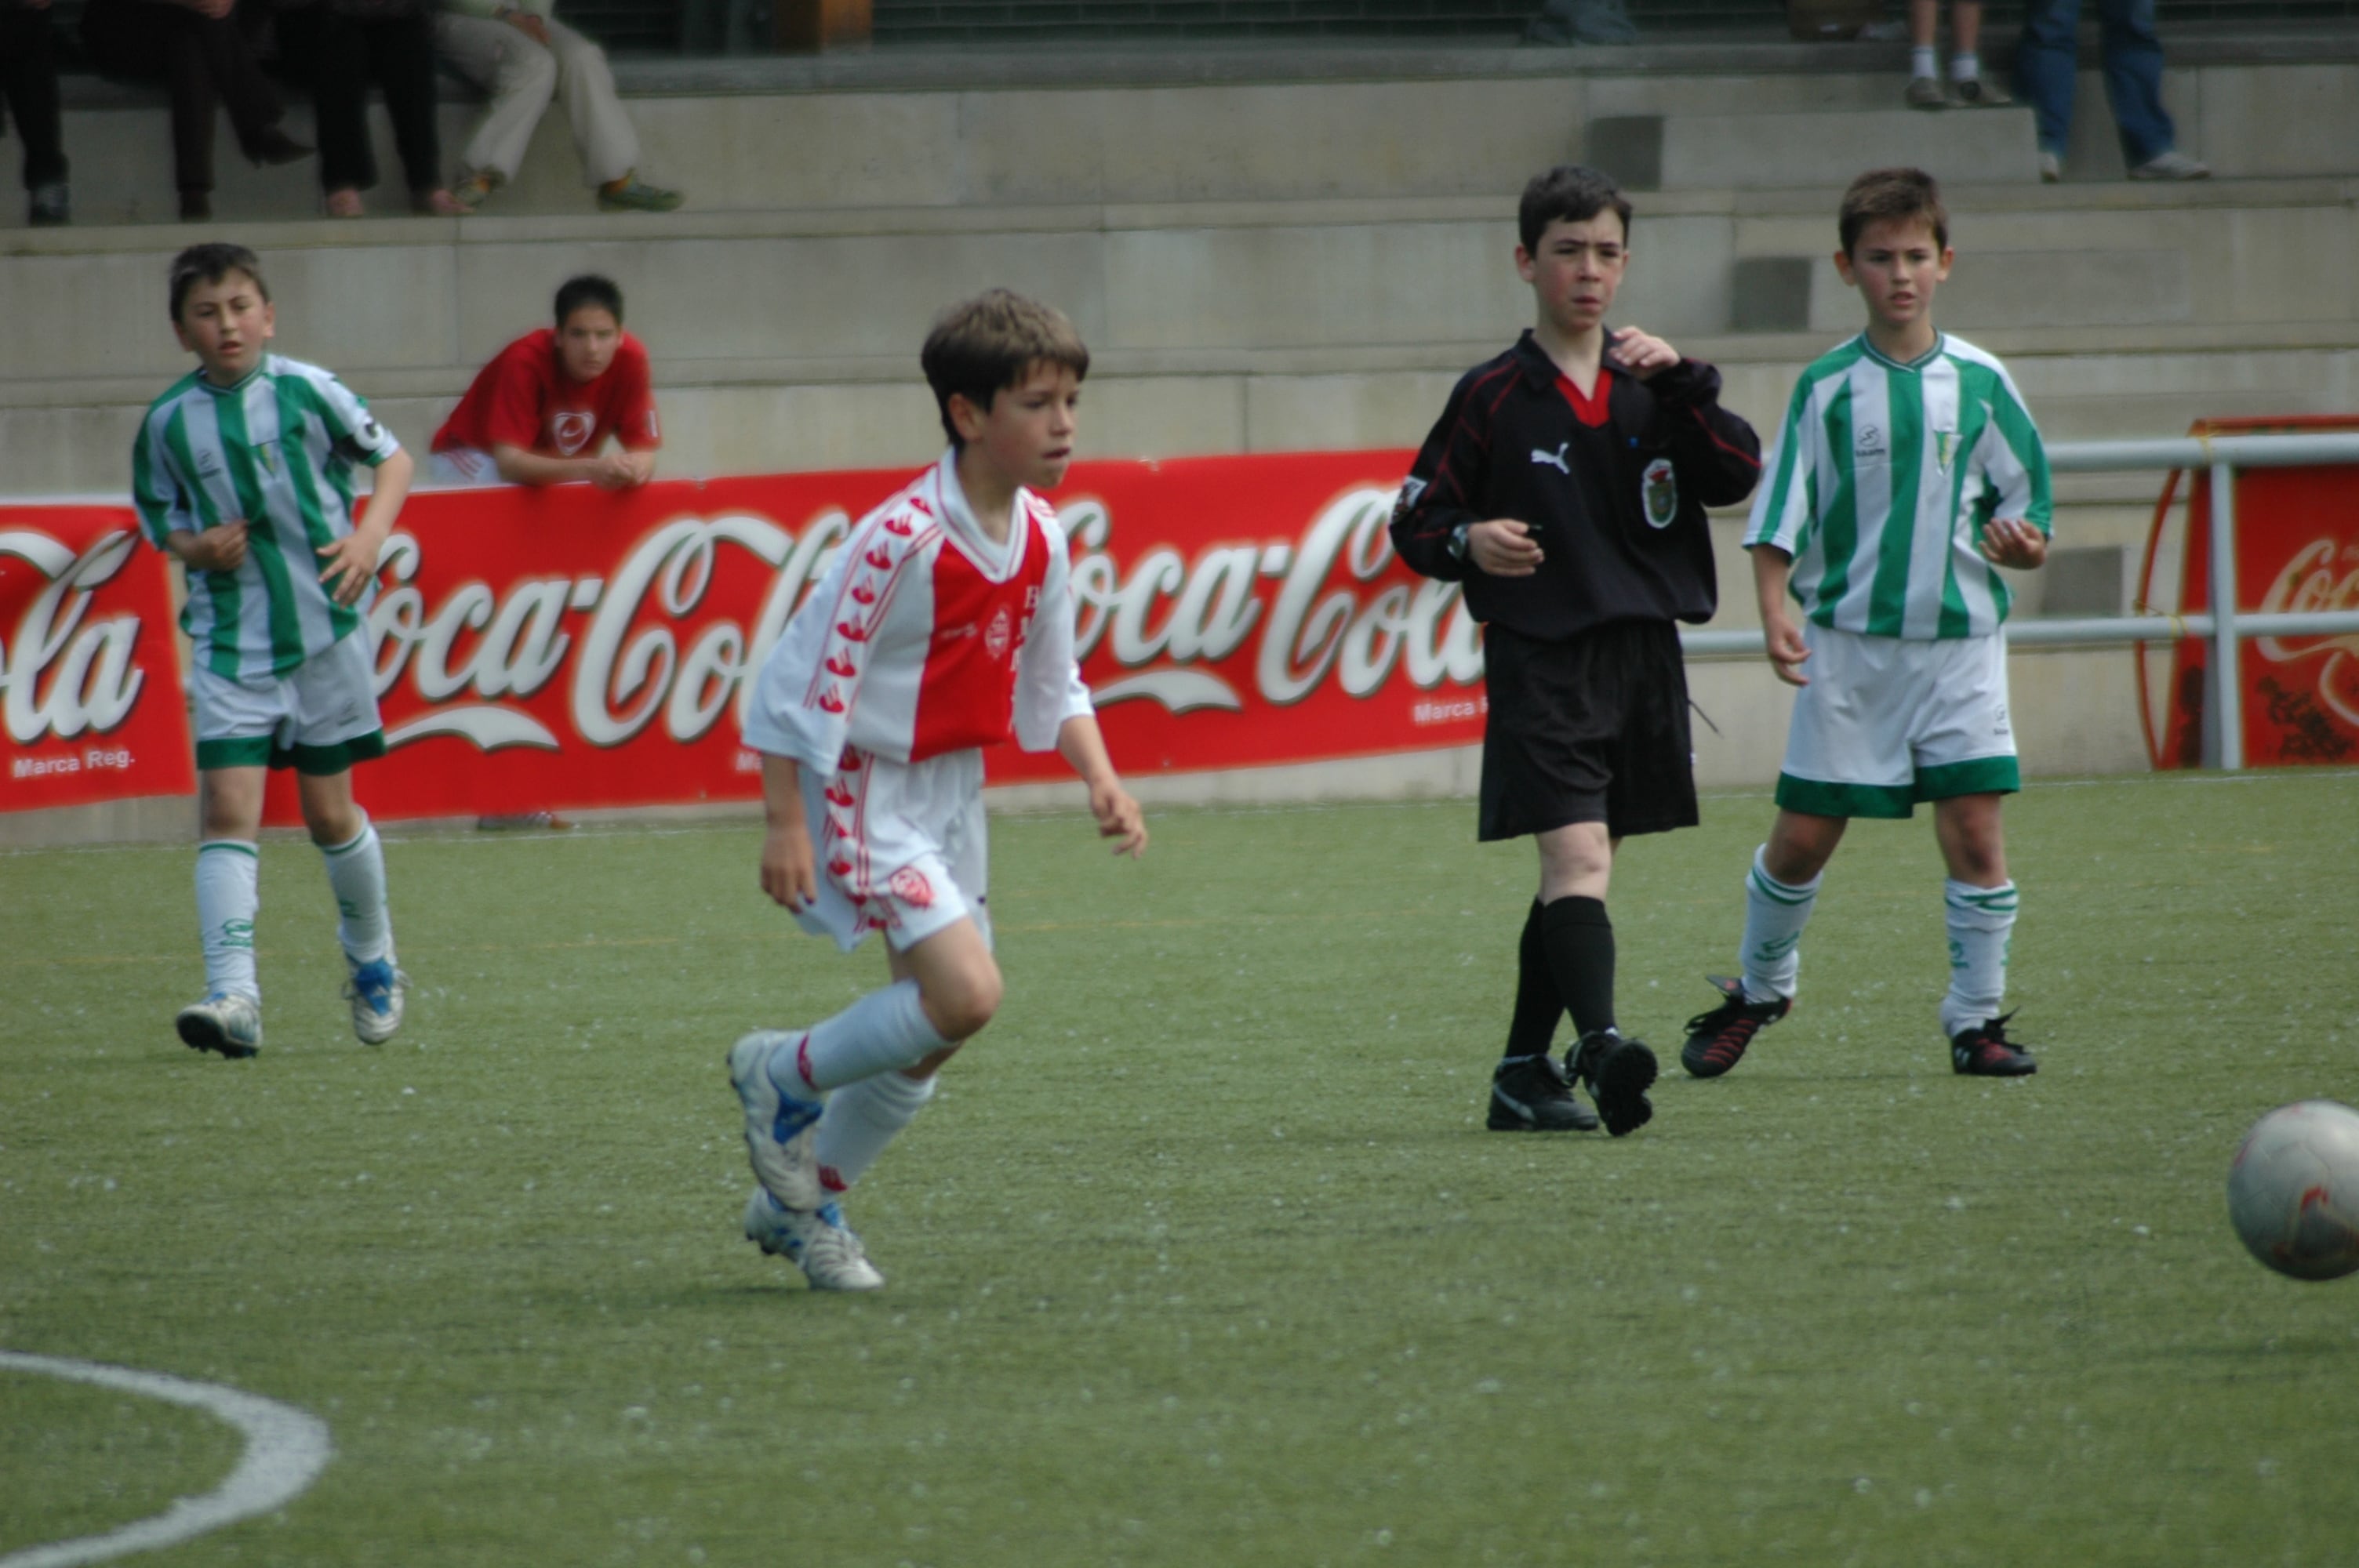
[214,383,310,676]
[274,377,360,645]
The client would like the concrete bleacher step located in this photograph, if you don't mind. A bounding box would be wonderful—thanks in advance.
[1587,107,2038,191]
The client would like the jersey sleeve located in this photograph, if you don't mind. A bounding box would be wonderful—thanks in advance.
[1013,517,1095,753]
[1743,373,1820,554]
[304,368,402,467]
[741,523,862,776]
[1387,364,1496,582]
[130,407,199,548]
[1976,363,2053,536]
[1640,358,1762,510]
[613,339,662,452]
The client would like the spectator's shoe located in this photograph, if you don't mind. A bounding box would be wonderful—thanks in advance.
[1905,75,1949,110]
[412,187,468,216]
[28,181,69,226]
[1571,1029,1656,1138]
[324,187,365,219]
[597,175,683,212]
[249,128,313,167]
[2037,151,2064,183]
[178,189,212,223]
[1486,1052,1599,1132]
[343,959,409,1046]
[743,1189,885,1291]
[1950,77,2012,107]
[474,811,572,831]
[1950,1012,2038,1076]
[729,1031,828,1210]
[1680,975,1791,1080]
[451,170,503,211]
[2131,150,2211,180]
[176,993,262,1059]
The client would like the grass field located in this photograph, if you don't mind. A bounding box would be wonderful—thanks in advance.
[5,771,2358,1566]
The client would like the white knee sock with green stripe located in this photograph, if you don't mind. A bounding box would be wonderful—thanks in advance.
[1941,879,2017,1037]
[195,840,261,1002]
[319,818,393,967]
[1739,845,1819,1004]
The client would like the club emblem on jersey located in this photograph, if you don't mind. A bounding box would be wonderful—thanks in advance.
[1641,459,1678,529]
[1391,476,1427,526]
[1531,442,1572,474]
[889,866,936,909]
[984,606,1013,661]
[1856,422,1886,460]
[1936,430,1961,471]
[551,411,594,456]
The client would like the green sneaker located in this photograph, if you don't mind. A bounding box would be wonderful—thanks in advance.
[598,177,683,213]
[452,170,503,211]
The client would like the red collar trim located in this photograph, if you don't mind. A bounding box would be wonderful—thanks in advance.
[1554,367,1613,429]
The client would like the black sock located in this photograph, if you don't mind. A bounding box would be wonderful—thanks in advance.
[1540,895,1616,1040]
[1503,899,1561,1060]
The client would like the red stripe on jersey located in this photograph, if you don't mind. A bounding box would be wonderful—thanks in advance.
[908,514,1054,761]
[1555,368,1614,429]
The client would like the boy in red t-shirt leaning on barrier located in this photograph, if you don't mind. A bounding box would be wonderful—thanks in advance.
[430,274,660,490]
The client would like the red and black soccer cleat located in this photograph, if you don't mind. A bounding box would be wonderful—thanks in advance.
[1679,975,1790,1080]
[1950,1012,2038,1076]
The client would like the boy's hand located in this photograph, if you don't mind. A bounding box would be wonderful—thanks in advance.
[315,534,384,606]
[1608,326,1680,381]
[1762,609,1812,687]
[589,450,649,491]
[1468,519,1544,576]
[500,7,551,43]
[177,520,249,572]
[1979,517,2048,570]
[759,822,819,911]
[1089,779,1147,858]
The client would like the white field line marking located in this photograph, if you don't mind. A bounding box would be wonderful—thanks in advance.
[0,1352,333,1568]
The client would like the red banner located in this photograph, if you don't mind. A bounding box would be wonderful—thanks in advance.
[2140,417,2359,768]
[233,451,1475,822]
[1,505,194,811]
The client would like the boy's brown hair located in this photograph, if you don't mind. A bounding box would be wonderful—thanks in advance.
[1839,168,1948,256]
[169,242,269,323]
[920,289,1089,447]
[1518,163,1634,254]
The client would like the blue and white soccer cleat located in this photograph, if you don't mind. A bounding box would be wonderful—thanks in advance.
[176,993,263,1059]
[727,1030,828,1211]
[343,959,410,1046]
[742,1188,885,1291]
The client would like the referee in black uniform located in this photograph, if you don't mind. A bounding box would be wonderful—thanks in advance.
[1391,164,1763,1137]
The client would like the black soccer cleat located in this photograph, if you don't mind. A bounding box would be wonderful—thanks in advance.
[1680,975,1791,1080]
[1950,1011,2038,1076]
[1487,1053,1600,1132]
[1570,1029,1656,1138]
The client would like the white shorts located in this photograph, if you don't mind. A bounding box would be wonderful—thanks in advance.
[796,745,991,954]
[191,630,385,775]
[1776,623,2019,819]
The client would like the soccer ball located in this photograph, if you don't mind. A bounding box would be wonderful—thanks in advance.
[2226,1100,2359,1281]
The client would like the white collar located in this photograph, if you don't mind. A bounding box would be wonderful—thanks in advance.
[933,450,1025,580]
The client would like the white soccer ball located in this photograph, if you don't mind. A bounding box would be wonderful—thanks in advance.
[2226,1100,2359,1281]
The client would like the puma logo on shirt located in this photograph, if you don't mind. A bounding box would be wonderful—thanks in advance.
[1530,442,1572,474]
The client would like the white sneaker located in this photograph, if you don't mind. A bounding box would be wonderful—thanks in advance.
[728,1031,827,1211]
[743,1189,885,1291]
[176,993,262,1058]
[2037,150,2063,183]
[2130,150,2211,180]
[343,959,409,1046]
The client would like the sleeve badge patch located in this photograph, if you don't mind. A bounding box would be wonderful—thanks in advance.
[1641,458,1679,530]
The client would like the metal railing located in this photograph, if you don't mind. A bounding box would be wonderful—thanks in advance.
[1679,431,2359,771]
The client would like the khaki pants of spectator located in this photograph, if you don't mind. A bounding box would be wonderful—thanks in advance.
[433,12,638,188]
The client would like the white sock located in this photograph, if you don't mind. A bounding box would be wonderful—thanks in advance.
[815,1070,938,1196]
[771,978,948,1095]
[1739,845,1820,1004]
[195,840,261,1002]
[1950,52,1980,82]
[318,817,393,966]
[1941,880,2018,1037]
[1911,45,1939,78]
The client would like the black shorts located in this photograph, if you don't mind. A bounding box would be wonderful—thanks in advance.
[1478,619,1698,842]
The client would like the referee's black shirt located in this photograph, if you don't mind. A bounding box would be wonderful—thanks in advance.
[1390,328,1762,642]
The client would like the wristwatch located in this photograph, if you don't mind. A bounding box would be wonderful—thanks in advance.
[1446,522,1471,563]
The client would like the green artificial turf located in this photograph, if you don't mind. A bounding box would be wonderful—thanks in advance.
[4,771,2357,1566]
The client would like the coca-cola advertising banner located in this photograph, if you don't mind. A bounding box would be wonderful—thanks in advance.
[2141,418,2359,768]
[1,506,194,811]
[7,451,1487,822]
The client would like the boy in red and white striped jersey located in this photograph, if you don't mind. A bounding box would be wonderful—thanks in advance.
[726,290,1147,1290]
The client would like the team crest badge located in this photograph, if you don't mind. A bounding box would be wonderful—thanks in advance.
[1641,458,1678,529]
[984,606,1012,661]
[551,411,594,455]
[1936,430,1961,471]
[889,866,936,909]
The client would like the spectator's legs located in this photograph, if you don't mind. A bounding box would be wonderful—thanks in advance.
[2012,0,2083,156]
[297,5,377,197]
[155,9,224,196]
[435,11,555,183]
[0,4,70,193]
[2095,0,2178,165]
[182,5,291,165]
[543,19,639,188]
[367,14,445,201]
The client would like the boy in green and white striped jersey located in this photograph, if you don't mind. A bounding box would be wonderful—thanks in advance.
[1681,169,2054,1082]
[134,242,417,1060]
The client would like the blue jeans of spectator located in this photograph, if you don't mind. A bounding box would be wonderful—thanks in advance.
[2013,0,2178,166]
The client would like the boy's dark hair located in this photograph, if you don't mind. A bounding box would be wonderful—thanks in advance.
[920,289,1089,447]
[1518,164,1634,254]
[1839,168,1949,256]
[169,243,268,322]
[554,274,625,328]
